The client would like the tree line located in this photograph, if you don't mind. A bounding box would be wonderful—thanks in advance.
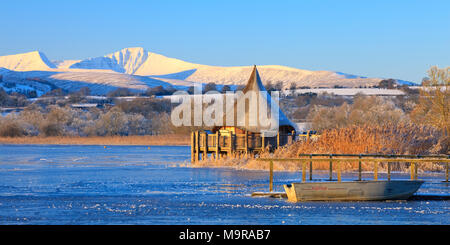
[0,97,180,137]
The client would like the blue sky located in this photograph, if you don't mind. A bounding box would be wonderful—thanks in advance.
[0,0,449,83]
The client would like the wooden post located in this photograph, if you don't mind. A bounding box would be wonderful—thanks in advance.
[195,131,200,162]
[446,162,449,182]
[387,162,391,181]
[329,154,333,181]
[190,131,195,163]
[269,160,274,192]
[200,132,203,160]
[337,162,341,182]
[446,156,450,182]
[245,131,248,157]
[358,154,362,181]
[291,130,295,143]
[374,162,378,181]
[309,154,313,181]
[276,131,280,148]
[414,162,418,180]
[215,131,220,160]
[410,162,417,180]
[202,132,207,160]
[261,133,265,150]
[302,161,306,183]
[229,133,233,154]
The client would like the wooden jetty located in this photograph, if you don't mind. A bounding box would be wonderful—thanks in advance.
[255,154,450,201]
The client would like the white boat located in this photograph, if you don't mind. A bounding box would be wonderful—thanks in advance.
[283,180,424,202]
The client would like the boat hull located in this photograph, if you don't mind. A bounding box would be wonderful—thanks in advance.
[283,180,424,202]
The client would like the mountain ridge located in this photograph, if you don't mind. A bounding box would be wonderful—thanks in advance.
[0,47,416,95]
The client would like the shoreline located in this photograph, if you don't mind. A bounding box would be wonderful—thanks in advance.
[0,135,190,146]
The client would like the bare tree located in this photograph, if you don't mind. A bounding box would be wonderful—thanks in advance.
[97,107,128,136]
[411,66,449,136]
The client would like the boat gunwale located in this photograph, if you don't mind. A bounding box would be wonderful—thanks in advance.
[283,180,425,202]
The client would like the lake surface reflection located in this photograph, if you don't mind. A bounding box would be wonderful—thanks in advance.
[0,144,448,224]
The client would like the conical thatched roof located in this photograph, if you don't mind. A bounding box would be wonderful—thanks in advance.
[214,65,298,135]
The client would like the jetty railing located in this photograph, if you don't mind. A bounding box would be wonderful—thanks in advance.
[256,154,450,192]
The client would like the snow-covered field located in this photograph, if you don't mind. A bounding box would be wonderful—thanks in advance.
[287,88,406,96]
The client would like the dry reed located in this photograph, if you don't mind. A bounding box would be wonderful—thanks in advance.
[193,123,448,172]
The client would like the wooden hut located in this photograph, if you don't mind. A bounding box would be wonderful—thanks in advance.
[191,66,298,162]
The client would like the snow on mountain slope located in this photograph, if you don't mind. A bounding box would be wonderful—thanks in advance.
[149,69,198,80]
[105,47,148,74]
[0,51,56,71]
[0,68,178,95]
[173,65,381,88]
[69,47,203,76]
[134,51,206,76]
[69,56,126,73]
[69,47,150,74]
[49,71,173,91]
[53,59,82,69]
[127,50,383,88]
[0,47,414,95]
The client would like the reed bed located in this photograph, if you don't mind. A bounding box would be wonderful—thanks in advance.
[194,124,448,172]
[0,134,190,146]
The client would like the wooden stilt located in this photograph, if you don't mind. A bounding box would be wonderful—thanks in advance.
[337,162,341,182]
[202,132,207,160]
[277,132,280,148]
[387,162,391,181]
[269,160,274,192]
[261,133,265,151]
[190,131,195,163]
[414,162,418,180]
[446,162,449,182]
[302,162,306,183]
[229,133,233,156]
[358,155,362,181]
[195,131,200,162]
[215,131,220,160]
[374,162,378,181]
[329,154,333,181]
[245,131,248,158]
[410,162,415,180]
[291,130,295,143]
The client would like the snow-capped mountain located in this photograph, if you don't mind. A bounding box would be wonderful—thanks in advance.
[0,47,413,96]
[105,47,149,74]
[69,47,202,76]
[65,47,385,88]
[0,51,56,71]
[69,47,149,74]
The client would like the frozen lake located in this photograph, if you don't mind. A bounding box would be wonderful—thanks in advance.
[0,144,448,225]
